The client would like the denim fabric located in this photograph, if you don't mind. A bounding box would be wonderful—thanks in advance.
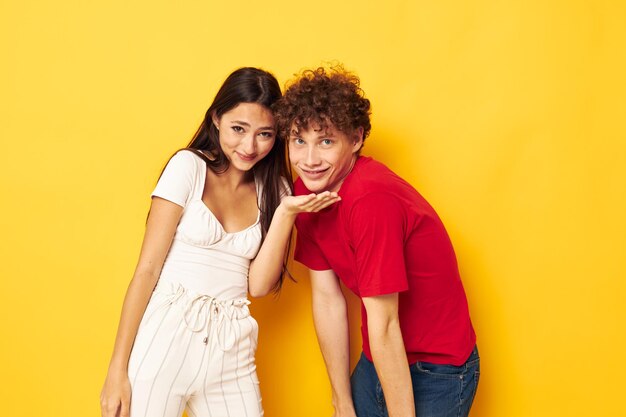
[351,346,480,417]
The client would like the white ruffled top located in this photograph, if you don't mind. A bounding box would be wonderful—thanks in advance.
[151,150,263,299]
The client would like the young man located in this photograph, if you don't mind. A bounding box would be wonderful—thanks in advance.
[273,67,479,417]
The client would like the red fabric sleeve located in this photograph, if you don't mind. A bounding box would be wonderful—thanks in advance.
[348,193,409,297]
[294,217,331,271]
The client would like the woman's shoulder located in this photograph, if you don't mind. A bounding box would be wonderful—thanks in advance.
[171,148,205,163]
[166,149,207,173]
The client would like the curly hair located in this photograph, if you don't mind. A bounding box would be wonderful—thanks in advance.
[273,66,371,145]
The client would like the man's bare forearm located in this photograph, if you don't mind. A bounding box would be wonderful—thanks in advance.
[311,270,356,416]
[364,294,415,417]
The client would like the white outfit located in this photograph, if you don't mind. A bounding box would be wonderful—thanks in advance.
[128,150,269,417]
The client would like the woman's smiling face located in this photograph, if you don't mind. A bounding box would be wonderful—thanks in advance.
[213,102,276,172]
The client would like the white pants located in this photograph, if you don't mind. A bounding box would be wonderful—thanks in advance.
[128,281,263,417]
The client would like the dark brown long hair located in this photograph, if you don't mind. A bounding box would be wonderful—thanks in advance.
[167,67,293,291]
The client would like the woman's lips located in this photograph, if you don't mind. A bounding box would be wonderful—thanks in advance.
[236,152,257,162]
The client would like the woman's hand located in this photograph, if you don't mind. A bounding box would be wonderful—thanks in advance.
[247,191,341,297]
[100,369,131,417]
[280,191,341,216]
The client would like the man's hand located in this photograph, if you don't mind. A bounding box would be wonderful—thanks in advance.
[332,399,359,417]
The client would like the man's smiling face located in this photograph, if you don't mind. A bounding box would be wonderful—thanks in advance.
[288,121,363,193]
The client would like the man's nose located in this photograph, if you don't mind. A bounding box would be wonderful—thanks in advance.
[304,145,321,166]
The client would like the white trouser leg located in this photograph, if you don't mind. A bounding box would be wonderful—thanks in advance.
[128,282,263,417]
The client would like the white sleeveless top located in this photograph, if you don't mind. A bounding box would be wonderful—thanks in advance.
[152,150,269,299]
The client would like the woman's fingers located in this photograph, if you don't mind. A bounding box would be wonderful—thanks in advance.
[119,380,131,417]
[305,193,341,212]
[120,398,130,417]
[100,376,131,417]
[283,192,341,214]
[314,197,341,211]
[100,397,119,417]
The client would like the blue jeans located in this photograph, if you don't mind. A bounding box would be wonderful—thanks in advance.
[351,346,480,417]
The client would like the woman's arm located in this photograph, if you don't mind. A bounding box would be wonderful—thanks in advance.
[248,192,340,297]
[100,197,183,417]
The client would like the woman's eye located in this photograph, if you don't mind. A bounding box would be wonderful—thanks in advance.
[231,126,244,133]
[259,131,274,138]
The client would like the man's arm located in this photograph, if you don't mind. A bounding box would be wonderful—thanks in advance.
[310,269,357,417]
[362,294,415,417]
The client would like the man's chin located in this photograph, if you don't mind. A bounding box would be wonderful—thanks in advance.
[299,178,327,194]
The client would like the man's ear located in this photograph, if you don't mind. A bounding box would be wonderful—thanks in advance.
[352,126,364,152]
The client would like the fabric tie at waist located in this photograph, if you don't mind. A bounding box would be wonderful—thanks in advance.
[149,282,251,351]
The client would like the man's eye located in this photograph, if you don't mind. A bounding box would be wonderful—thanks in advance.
[293,138,304,144]
[322,139,333,145]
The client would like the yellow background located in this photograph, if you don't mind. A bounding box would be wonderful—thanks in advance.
[1,0,625,416]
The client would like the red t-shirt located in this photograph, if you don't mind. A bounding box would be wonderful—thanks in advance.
[294,156,476,366]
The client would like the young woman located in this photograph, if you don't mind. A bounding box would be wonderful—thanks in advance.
[100,67,339,417]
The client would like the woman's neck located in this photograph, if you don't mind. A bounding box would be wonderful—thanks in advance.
[211,165,254,191]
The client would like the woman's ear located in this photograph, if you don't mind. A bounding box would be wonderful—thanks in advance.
[211,112,220,130]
